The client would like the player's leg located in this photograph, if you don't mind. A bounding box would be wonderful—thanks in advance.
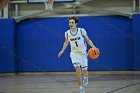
[75,66,85,93]
[75,66,82,86]
[82,69,88,87]
[70,52,85,93]
[81,54,89,87]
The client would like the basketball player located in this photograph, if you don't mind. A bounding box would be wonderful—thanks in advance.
[58,16,97,93]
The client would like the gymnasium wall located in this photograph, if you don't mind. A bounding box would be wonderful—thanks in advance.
[0,18,15,73]
[132,14,140,70]
[0,15,140,73]
[16,16,132,72]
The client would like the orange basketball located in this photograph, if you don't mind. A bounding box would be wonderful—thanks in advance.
[88,47,100,59]
[0,0,8,10]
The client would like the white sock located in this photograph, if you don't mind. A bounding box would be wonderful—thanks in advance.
[80,86,83,89]
[84,76,88,79]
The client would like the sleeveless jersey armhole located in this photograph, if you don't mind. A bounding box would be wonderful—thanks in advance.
[65,32,68,39]
[80,28,83,36]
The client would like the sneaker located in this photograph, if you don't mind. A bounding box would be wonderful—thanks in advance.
[83,76,88,87]
[80,87,85,93]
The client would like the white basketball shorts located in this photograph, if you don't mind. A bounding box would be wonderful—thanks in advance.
[70,51,88,70]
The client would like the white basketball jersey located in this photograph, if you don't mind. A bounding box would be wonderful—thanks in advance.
[65,28,87,52]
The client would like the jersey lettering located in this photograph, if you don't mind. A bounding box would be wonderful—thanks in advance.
[66,28,87,52]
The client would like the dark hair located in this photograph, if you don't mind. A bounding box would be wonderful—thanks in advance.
[68,16,78,23]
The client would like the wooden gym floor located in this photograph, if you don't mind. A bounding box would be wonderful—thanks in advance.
[0,73,140,93]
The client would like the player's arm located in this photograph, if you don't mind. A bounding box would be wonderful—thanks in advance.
[84,35,96,48]
[61,37,69,52]
[81,28,96,48]
[58,37,69,58]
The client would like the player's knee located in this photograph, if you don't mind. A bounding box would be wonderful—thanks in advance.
[82,70,88,76]
[75,66,81,74]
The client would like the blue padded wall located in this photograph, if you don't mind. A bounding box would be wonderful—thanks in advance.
[17,18,72,72]
[79,16,132,71]
[1,15,140,72]
[17,16,132,72]
[0,19,15,72]
[132,14,140,70]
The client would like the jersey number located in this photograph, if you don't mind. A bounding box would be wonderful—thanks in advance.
[75,41,78,47]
